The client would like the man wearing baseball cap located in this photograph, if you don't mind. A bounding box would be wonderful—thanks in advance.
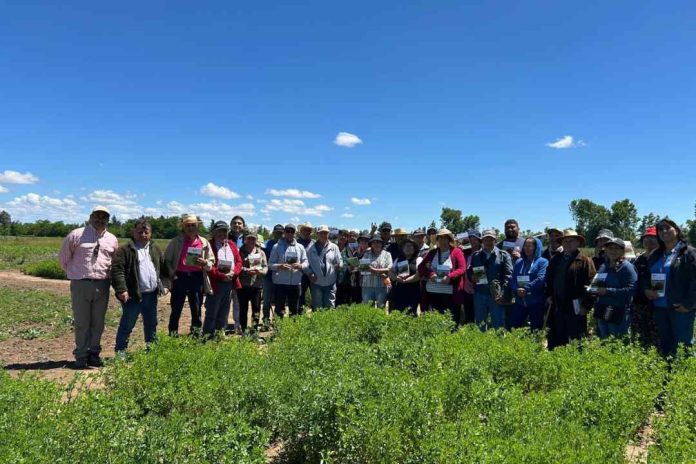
[59,206,119,368]
[542,227,564,261]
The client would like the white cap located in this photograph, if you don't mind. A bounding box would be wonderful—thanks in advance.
[91,205,110,216]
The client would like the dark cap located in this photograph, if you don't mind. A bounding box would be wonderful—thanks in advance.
[379,221,392,231]
[426,227,438,235]
[212,220,230,232]
[358,234,371,242]
[605,238,626,249]
[411,228,426,237]
[467,229,481,240]
[273,224,284,232]
[284,223,297,232]
[369,234,384,244]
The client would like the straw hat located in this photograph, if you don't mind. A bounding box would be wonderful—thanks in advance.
[299,222,313,231]
[561,229,586,247]
[393,227,408,236]
[435,228,455,244]
[180,213,201,227]
[317,225,330,233]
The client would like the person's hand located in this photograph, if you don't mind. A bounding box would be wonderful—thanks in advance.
[517,288,527,298]
[546,297,553,307]
[309,273,317,283]
[225,272,235,281]
[471,275,479,284]
[495,296,505,305]
[511,250,521,261]
[370,222,377,234]
[429,274,437,282]
[674,304,690,313]
[292,263,303,270]
[441,275,450,285]
[369,266,380,275]
[117,291,129,303]
[280,263,292,271]
[161,288,170,296]
[596,287,608,296]
[195,257,207,267]
[644,289,658,300]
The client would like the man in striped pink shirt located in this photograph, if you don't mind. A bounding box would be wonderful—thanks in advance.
[59,206,119,368]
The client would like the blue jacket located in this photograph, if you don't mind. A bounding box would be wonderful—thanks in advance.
[594,260,637,319]
[510,238,548,306]
[468,247,513,296]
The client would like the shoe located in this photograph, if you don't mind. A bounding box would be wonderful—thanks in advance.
[74,358,88,369]
[87,354,103,367]
[115,351,128,361]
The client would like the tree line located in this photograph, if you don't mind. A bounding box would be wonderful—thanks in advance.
[1,198,695,243]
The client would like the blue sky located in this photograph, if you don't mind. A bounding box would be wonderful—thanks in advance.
[1,1,695,233]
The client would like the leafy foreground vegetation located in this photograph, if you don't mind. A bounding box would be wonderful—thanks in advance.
[650,356,696,463]
[0,306,692,463]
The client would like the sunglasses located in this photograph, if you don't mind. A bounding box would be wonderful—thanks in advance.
[285,229,296,233]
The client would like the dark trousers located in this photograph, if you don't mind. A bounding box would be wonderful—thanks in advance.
[547,307,587,350]
[275,284,301,317]
[428,292,462,326]
[169,271,203,334]
[336,283,362,306]
[419,280,431,312]
[462,292,475,324]
[115,291,158,352]
[390,283,420,315]
[510,301,545,331]
[300,275,310,310]
[202,281,234,336]
[237,286,261,330]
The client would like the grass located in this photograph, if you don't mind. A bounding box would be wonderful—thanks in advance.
[0,287,118,341]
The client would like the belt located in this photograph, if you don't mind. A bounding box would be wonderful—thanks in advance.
[176,271,202,277]
[77,278,109,282]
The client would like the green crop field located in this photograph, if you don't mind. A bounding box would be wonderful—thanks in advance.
[1,306,695,463]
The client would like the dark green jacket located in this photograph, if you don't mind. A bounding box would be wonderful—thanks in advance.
[111,240,171,302]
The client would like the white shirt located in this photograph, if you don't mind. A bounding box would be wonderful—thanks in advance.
[136,242,158,293]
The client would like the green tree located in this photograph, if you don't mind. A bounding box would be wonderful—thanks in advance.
[439,207,469,234]
[609,199,639,241]
[0,210,10,235]
[638,212,662,236]
[461,215,480,231]
[569,199,611,243]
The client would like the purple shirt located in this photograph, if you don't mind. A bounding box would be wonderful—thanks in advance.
[59,225,118,280]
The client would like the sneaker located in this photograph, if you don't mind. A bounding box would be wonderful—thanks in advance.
[87,354,103,367]
[74,358,88,369]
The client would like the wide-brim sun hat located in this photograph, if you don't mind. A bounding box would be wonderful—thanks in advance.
[317,225,330,233]
[393,227,408,236]
[561,229,586,247]
[299,222,313,231]
[435,228,455,244]
[180,214,201,227]
[595,229,615,243]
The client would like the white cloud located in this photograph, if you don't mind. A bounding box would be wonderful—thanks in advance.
[351,197,371,206]
[0,170,39,184]
[185,201,255,223]
[199,182,240,200]
[81,189,142,218]
[261,198,333,217]
[341,213,354,218]
[265,188,321,199]
[4,192,82,221]
[246,194,254,200]
[334,132,363,148]
[0,185,7,193]
[546,135,585,149]
[289,216,300,223]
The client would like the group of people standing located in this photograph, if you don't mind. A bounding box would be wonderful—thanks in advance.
[58,207,695,367]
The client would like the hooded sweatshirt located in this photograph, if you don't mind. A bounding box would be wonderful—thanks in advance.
[510,237,549,306]
[306,239,343,287]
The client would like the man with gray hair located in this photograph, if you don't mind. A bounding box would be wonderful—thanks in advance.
[59,206,119,368]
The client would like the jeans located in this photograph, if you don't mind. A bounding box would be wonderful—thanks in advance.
[202,280,234,336]
[237,286,261,330]
[362,286,388,308]
[115,291,158,352]
[474,292,505,331]
[262,276,275,321]
[169,271,203,334]
[653,307,696,356]
[510,301,545,331]
[275,284,301,317]
[596,311,631,340]
[311,283,336,310]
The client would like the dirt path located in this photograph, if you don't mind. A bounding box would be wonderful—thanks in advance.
[0,270,192,383]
